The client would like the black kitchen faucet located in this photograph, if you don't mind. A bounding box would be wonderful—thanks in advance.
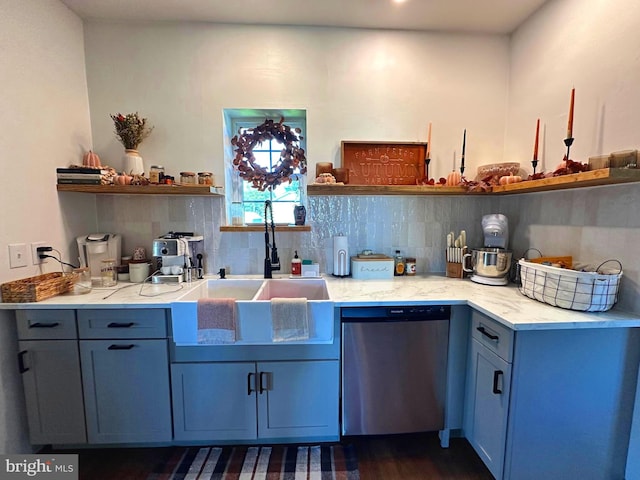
[264,200,280,278]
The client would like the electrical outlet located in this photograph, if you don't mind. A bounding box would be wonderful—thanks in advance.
[31,242,49,265]
[9,243,28,268]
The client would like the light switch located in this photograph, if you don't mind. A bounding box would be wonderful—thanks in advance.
[9,243,28,268]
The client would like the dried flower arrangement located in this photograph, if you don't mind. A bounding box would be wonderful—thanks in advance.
[110,112,154,150]
[231,117,307,191]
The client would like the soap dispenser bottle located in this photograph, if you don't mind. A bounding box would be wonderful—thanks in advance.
[291,250,302,276]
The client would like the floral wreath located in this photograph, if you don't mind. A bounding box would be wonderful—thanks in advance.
[231,117,307,191]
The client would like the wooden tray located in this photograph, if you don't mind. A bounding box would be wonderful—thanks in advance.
[341,141,427,186]
[1,272,77,303]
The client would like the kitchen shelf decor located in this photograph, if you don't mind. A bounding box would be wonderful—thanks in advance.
[231,117,307,191]
[309,168,640,196]
[341,141,427,186]
[111,112,154,175]
[56,184,223,195]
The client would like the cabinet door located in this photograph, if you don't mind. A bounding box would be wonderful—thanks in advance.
[171,362,258,441]
[18,340,86,444]
[257,360,339,440]
[465,338,511,480]
[80,339,172,444]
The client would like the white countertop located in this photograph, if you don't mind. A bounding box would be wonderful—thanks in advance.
[2,274,639,331]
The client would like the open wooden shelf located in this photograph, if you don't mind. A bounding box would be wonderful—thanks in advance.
[56,184,223,195]
[57,168,640,198]
[308,168,640,196]
[307,184,472,196]
[491,168,640,194]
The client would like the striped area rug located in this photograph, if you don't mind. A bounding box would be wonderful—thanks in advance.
[148,444,359,480]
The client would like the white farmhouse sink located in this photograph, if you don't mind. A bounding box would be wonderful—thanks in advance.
[253,279,330,300]
[171,278,333,345]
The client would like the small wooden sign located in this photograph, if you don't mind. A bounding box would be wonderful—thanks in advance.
[341,141,427,186]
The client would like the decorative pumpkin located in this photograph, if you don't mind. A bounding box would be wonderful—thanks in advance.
[82,150,102,168]
[499,173,523,185]
[114,173,132,185]
[446,171,462,186]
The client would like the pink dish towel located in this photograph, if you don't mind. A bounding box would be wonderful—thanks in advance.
[197,298,236,344]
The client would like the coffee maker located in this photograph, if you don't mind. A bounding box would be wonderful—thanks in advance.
[152,232,204,283]
[77,233,122,285]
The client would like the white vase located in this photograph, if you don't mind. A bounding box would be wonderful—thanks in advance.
[123,149,144,175]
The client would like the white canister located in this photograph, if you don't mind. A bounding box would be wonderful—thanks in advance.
[129,262,150,283]
[333,234,350,277]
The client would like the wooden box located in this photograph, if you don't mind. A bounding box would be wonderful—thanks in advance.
[341,141,427,186]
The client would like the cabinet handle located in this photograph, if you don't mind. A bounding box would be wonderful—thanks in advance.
[18,350,29,373]
[107,344,135,350]
[477,326,499,341]
[107,322,135,328]
[493,370,504,394]
[247,373,255,395]
[259,372,268,394]
[29,322,60,328]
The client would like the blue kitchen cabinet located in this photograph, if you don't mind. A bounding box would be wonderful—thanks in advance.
[466,339,512,479]
[257,360,339,440]
[16,310,86,445]
[172,360,339,443]
[465,310,640,479]
[464,312,513,480]
[80,339,172,444]
[171,362,258,441]
[78,309,172,444]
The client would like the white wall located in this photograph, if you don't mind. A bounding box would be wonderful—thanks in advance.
[0,0,98,285]
[83,23,509,183]
[0,0,96,453]
[505,3,640,474]
[506,0,640,171]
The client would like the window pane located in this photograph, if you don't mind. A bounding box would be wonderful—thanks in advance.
[253,151,271,168]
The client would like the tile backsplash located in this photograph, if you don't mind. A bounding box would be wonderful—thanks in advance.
[96,183,640,313]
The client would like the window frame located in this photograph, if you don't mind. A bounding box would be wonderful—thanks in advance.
[225,110,307,226]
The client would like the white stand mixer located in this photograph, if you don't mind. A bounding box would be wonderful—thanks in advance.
[467,214,512,286]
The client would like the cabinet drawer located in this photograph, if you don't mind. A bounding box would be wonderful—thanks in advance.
[471,310,513,363]
[16,310,76,340]
[77,309,167,339]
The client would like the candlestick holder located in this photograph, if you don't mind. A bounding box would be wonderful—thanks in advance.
[531,158,539,174]
[564,137,574,161]
[425,157,431,181]
[460,157,465,176]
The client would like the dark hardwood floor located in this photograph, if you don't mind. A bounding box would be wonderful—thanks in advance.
[44,432,493,479]
[352,433,493,479]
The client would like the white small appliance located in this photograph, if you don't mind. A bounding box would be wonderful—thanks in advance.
[77,233,122,285]
[333,234,350,277]
[468,214,511,286]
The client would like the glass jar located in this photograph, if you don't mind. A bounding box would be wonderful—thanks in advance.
[72,267,92,294]
[149,165,164,184]
[100,259,117,287]
[405,257,417,276]
[231,202,244,225]
[180,171,196,185]
[198,172,214,186]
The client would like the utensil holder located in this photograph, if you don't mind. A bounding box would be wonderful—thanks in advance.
[446,262,464,279]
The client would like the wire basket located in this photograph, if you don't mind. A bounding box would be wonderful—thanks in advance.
[1,272,78,303]
[518,259,622,312]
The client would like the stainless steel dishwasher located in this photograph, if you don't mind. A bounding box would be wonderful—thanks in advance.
[341,305,450,436]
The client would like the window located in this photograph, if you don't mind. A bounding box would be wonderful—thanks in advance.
[224,109,306,225]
